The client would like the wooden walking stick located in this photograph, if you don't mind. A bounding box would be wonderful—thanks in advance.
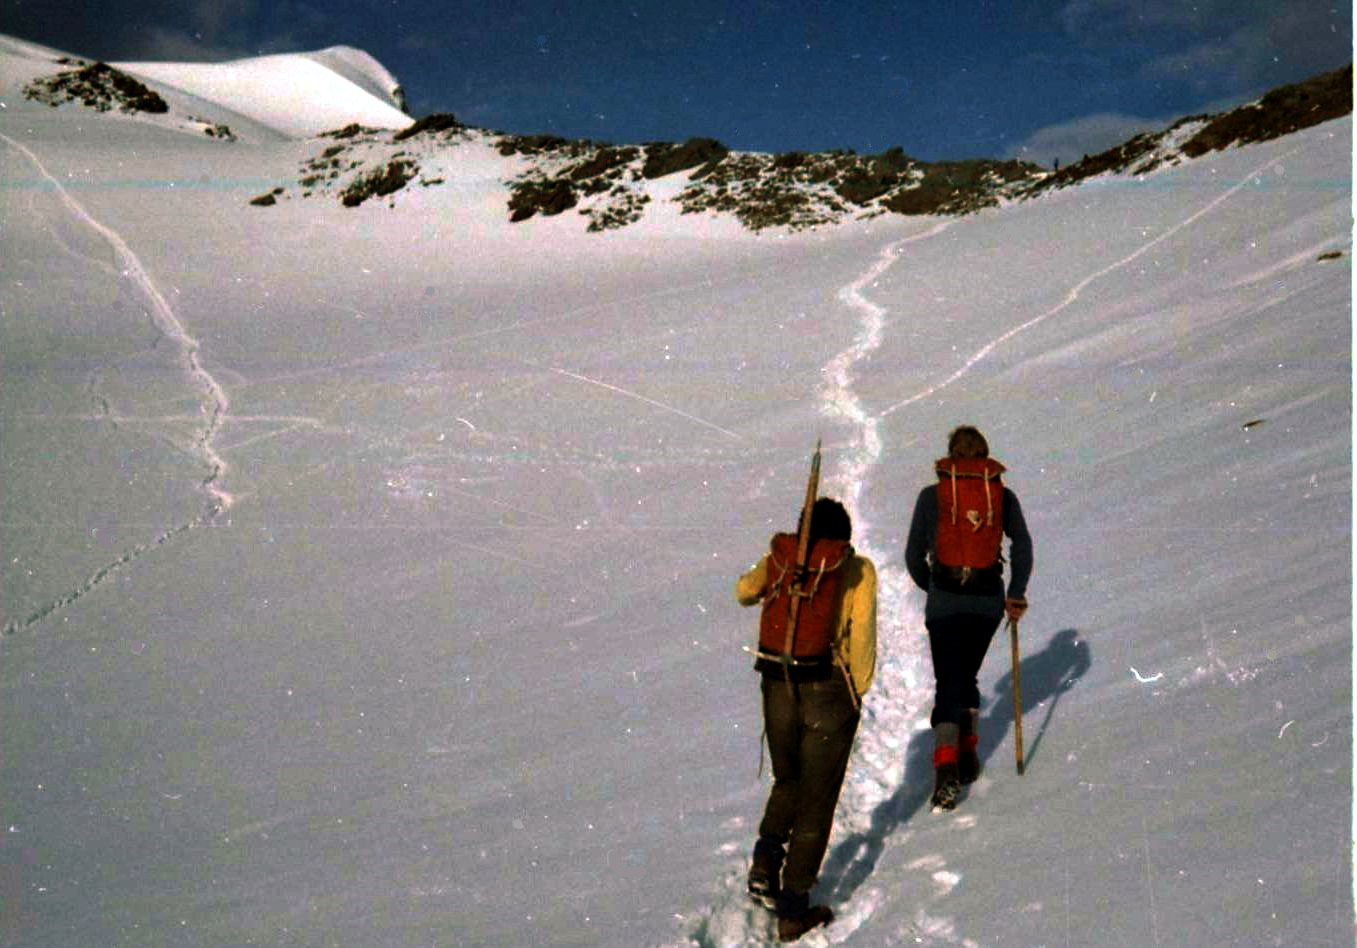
[1009,615,1026,775]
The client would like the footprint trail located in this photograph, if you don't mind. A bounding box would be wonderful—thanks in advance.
[1,133,234,635]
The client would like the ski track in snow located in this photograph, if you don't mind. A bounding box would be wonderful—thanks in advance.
[1,133,234,636]
[546,364,744,441]
[677,147,1305,946]
[877,146,1305,418]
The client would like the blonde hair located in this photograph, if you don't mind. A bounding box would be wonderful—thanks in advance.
[947,425,989,459]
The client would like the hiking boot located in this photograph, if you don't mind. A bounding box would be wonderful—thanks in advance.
[774,891,833,942]
[932,724,962,809]
[777,904,834,942]
[958,737,981,784]
[958,708,981,784]
[931,761,961,810]
[747,837,784,909]
[928,764,960,808]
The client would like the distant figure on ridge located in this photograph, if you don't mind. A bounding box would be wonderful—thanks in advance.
[736,496,877,942]
[905,426,1033,810]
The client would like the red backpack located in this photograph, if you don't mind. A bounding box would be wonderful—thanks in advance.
[757,533,853,658]
[934,456,1006,572]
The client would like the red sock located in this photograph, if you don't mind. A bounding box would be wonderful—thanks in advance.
[933,745,959,767]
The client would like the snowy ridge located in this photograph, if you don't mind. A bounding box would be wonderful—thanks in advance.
[301,46,406,113]
[114,52,410,138]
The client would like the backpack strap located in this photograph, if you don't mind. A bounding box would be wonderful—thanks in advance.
[803,545,853,602]
[938,458,1003,527]
[831,557,862,712]
[984,466,994,527]
[765,553,791,604]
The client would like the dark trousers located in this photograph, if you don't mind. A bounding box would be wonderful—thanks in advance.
[758,674,860,896]
[927,613,1001,728]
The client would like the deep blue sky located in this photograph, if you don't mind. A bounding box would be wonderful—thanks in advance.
[3,1,1351,164]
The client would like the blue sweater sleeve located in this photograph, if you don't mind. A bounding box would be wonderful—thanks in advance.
[1003,488,1033,600]
[904,486,935,591]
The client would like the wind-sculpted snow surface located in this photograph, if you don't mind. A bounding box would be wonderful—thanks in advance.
[0,33,1350,948]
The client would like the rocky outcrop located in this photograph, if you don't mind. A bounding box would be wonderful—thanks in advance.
[24,60,168,114]
[1180,64,1352,157]
[245,63,1351,232]
[1026,64,1353,197]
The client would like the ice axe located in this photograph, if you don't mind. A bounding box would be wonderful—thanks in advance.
[1009,615,1025,775]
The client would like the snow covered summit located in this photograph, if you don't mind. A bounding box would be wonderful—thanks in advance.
[113,46,410,139]
[1,32,409,140]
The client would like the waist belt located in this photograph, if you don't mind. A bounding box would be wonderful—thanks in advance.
[933,562,1001,590]
[754,649,834,681]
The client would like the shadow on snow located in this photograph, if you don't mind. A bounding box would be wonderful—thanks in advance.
[817,627,1092,904]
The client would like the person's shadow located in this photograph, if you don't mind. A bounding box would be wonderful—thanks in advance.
[817,627,1092,903]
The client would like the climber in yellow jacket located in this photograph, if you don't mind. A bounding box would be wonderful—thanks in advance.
[735,497,876,942]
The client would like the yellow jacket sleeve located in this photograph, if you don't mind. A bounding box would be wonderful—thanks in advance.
[735,554,770,606]
[837,556,877,697]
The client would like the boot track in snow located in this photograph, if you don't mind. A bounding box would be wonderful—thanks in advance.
[1,133,234,636]
[673,222,958,946]
[676,143,1306,944]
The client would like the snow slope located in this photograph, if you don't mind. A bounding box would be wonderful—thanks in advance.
[0,37,1351,947]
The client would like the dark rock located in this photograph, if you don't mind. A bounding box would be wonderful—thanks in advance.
[568,146,640,181]
[323,123,367,139]
[249,187,285,207]
[394,113,463,141]
[498,134,576,157]
[1182,64,1353,157]
[641,138,730,179]
[508,179,578,221]
[24,61,168,114]
[340,159,418,207]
